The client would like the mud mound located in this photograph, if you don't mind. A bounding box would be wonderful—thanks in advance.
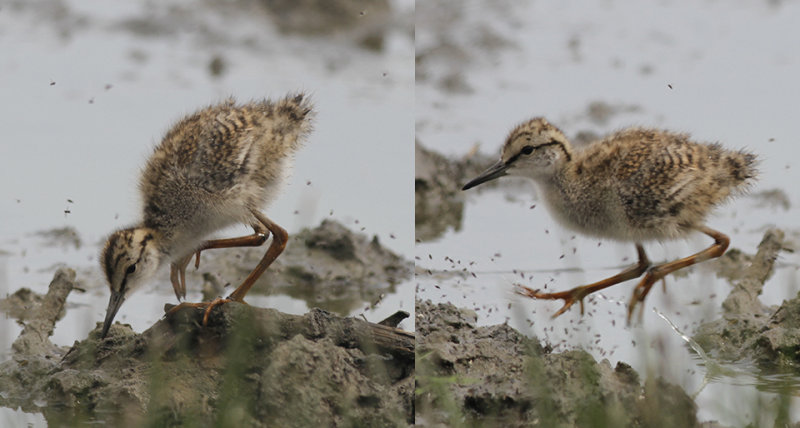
[415,299,700,427]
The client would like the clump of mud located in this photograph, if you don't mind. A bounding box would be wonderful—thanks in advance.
[693,229,799,368]
[415,141,494,242]
[259,0,394,51]
[32,226,82,250]
[582,101,642,126]
[195,219,412,315]
[0,287,57,322]
[415,299,701,427]
[415,0,517,92]
[0,268,414,426]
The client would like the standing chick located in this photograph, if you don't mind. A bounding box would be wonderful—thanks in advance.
[100,94,313,337]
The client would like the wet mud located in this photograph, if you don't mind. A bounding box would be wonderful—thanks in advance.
[0,220,414,426]
[12,0,405,53]
[414,141,494,242]
[259,0,395,51]
[415,300,701,427]
[194,219,413,315]
[694,229,798,368]
[415,0,517,93]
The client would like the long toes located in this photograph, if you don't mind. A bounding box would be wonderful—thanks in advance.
[551,301,574,318]
[202,307,214,325]
[202,298,231,325]
[625,303,635,322]
[625,300,639,325]
[165,301,198,317]
[514,284,538,298]
[166,302,188,316]
[165,300,228,325]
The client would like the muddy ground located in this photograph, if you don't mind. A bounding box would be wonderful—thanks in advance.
[0,220,414,427]
[416,299,703,428]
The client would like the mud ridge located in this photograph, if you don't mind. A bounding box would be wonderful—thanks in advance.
[415,299,701,427]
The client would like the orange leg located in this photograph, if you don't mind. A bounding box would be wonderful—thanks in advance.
[517,244,650,317]
[169,226,268,301]
[169,254,192,300]
[167,210,288,325]
[625,226,729,323]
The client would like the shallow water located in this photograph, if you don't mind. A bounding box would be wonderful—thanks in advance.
[416,0,800,425]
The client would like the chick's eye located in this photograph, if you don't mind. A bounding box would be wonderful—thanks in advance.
[521,146,534,155]
[125,264,136,275]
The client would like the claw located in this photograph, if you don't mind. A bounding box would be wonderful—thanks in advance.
[625,301,636,325]
[515,283,586,318]
[551,299,577,318]
[626,270,663,324]
[201,297,229,325]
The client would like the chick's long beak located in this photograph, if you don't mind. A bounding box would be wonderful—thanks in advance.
[101,290,125,338]
[462,159,510,191]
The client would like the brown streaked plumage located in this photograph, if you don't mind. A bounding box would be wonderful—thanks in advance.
[100,93,313,338]
[462,117,757,322]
